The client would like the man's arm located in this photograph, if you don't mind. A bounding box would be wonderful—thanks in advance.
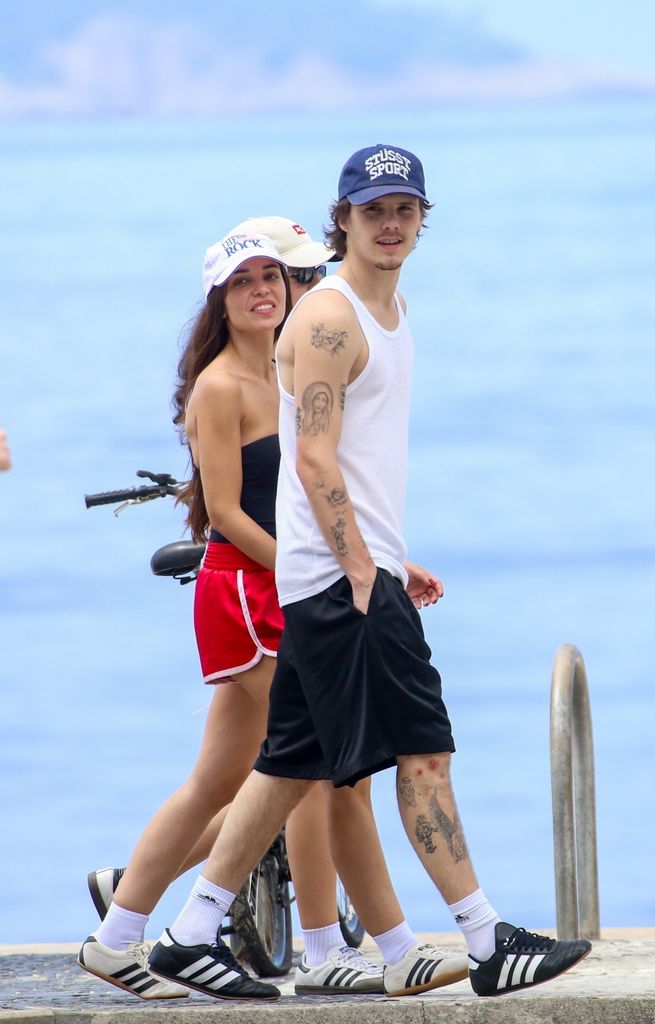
[290,293,377,613]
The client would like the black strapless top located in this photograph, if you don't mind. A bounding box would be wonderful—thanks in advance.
[210,433,280,543]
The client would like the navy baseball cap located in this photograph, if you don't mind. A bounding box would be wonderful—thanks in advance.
[338,144,428,205]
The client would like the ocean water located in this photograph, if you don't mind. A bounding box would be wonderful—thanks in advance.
[1,100,654,944]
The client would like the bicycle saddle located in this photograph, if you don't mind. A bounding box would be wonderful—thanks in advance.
[150,541,206,577]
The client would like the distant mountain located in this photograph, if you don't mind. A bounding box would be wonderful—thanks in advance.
[0,0,652,116]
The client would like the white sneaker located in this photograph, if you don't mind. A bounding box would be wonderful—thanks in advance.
[384,941,469,996]
[295,944,385,994]
[87,867,124,920]
[77,935,189,999]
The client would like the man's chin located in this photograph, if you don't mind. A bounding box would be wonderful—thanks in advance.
[373,260,403,272]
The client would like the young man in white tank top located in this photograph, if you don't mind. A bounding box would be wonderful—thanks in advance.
[149,146,591,1000]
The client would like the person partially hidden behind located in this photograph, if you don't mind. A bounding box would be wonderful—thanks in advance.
[142,147,591,999]
[0,429,11,471]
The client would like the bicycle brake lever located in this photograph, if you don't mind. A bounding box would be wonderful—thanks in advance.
[137,469,177,486]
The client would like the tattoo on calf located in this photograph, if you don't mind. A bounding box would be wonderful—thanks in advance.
[429,790,469,863]
[311,323,347,358]
[416,814,439,854]
[398,776,417,807]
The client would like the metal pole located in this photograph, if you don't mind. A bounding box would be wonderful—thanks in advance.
[550,644,601,940]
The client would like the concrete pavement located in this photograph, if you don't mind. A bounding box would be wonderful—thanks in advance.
[1,929,653,1023]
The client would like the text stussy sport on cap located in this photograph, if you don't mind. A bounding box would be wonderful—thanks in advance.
[364,148,412,181]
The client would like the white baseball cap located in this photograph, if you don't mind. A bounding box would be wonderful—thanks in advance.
[202,231,288,298]
[231,216,335,268]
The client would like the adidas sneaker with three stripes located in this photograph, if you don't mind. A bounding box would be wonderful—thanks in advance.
[468,922,591,997]
[295,944,384,994]
[77,935,189,999]
[147,929,280,1000]
[383,941,469,996]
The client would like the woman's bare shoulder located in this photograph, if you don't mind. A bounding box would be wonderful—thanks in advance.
[189,363,242,409]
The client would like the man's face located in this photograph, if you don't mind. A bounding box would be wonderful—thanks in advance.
[287,265,327,305]
[341,195,422,271]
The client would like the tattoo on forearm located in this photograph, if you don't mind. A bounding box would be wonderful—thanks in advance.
[339,384,346,411]
[324,487,348,508]
[416,814,439,854]
[311,323,347,358]
[399,777,417,807]
[331,515,348,556]
[429,790,469,863]
[298,381,333,435]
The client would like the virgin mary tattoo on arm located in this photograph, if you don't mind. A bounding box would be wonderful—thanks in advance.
[299,381,334,436]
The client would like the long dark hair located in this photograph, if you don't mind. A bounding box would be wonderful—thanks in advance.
[172,265,291,541]
[324,196,433,258]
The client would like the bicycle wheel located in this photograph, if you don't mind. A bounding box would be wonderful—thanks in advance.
[337,877,365,947]
[229,842,293,977]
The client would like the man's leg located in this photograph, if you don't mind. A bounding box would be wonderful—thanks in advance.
[326,777,469,995]
[396,752,591,997]
[396,752,478,903]
[193,769,313,904]
[146,770,313,1001]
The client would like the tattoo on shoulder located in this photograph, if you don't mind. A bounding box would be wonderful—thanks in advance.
[311,322,347,358]
[324,487,347,509]
[398,776,417,807]
[339,384,346,411]
[298,381,333,435]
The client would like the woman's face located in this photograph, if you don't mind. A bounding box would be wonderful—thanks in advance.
[312,391,329,414]
[223,258,287,333]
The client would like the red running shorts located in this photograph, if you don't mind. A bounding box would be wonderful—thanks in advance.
[194,542,284,683]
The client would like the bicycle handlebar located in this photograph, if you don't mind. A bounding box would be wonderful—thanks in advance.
[84,470,186,509]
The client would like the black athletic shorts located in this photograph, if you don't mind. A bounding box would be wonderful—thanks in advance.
[255,568,455,788]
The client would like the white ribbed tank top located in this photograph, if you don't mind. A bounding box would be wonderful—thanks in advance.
[275,276,412,606]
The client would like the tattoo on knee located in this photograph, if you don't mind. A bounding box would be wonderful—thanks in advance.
[415,814,439,854]
[429,789,469,863]
[398,776,416,807]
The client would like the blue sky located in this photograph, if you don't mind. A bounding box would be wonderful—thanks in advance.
[0,1,653,116]
[429,0,655,74]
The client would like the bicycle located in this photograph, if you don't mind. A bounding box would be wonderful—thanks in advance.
[85,469,365,976]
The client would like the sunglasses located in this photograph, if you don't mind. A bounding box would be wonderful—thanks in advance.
[288,265,327,285]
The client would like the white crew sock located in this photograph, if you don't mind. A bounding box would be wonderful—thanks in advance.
[448,888,500,961]
[169,875,236,947]
[372,920,416,965]
[302,921,343,966]
[95,903,148,952]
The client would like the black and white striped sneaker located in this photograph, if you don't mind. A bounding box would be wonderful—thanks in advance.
[295,944,384,994]
[468,922,591,997]
[87,867,125,920]
[147,929,280,1000]
[383,941,469,996]
[77,935,189,999]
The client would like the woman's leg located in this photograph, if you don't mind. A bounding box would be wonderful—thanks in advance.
[109,658,274,916]
[324,778,404,936]
[285,787,338,929]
